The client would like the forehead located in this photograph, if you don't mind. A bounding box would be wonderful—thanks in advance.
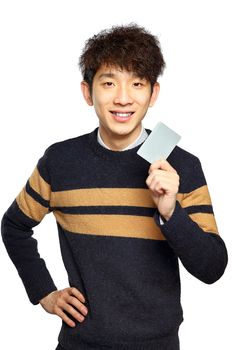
[94,64,145,80]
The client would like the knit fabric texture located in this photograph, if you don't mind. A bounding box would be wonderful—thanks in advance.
[1,128,228,350]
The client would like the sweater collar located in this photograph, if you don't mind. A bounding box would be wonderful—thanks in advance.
[97,126,148,151]
[88,127,151,161]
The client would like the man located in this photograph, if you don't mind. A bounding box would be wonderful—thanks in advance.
[1,24,228,350]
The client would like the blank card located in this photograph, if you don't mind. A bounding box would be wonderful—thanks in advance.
[137,122,181,164]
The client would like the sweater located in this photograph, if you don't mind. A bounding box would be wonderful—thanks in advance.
[1,128,228,350]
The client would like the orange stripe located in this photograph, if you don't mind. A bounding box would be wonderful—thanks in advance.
[29,167,51,201]
[53,212,165,240]
[181,185,212,208]
[51,188,155,208]
[189,213,218,234]
[50,186,211,209]
[16,186,49,222]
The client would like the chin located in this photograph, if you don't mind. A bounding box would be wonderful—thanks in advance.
[111,127,134,137]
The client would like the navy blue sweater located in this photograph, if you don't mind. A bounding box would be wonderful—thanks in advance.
[1,128,228,350]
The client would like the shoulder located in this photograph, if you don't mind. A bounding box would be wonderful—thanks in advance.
[168,146,206,192]
[47,132,90,154]
[37,130,94,176]
[168,145,201,169]
[42,131,92,162]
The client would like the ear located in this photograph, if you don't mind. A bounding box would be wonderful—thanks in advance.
[149,83,160,107]
[81,81,93,106]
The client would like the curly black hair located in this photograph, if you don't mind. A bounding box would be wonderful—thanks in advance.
[79,23,165,91]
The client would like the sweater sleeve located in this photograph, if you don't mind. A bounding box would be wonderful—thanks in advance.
[1,148,57,304]
[154,157,228,284]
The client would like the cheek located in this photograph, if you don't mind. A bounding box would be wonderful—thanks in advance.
[92,91,112,110]
[92,96,111,120]
[136,96,151,109]
[133,90,151,107]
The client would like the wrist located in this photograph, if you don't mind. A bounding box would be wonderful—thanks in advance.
[160,207,175,222]
[39,290,57,304]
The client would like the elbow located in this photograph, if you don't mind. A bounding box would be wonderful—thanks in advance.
[196,250,228,285]
[184,243,228,284]
[200,269,226,285]
[199,236,228,284]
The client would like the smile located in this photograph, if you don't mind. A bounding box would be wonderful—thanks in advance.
[110,111,134,123]
[110,111,134,117]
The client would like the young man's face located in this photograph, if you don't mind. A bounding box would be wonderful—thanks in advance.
[81,65,160,150]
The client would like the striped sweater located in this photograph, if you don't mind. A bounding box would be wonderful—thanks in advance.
[1,128,228,350]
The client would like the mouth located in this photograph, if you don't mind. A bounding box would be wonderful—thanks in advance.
[110,111,135,122]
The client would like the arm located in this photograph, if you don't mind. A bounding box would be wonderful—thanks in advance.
[1,150,57,304]
[146,158,228,284]
[1,148,88,326]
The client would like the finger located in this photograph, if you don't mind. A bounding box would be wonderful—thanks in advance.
[56,308,76,328]
[62,303,86,323]
[69,287,86,303]
[146,169,174,188]
[67,296,88,316]
[149,159,177,173]
[147,170,177,188]
[146,169,164,186]
[148,177,165,194]
[149,177,178,194]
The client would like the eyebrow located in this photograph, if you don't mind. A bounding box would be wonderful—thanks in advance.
[97,72,146,81]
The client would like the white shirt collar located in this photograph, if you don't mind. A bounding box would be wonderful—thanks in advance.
[97,126,148,151]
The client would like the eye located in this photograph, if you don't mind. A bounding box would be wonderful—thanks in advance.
[133,82,144,87]
[103,81,114,87]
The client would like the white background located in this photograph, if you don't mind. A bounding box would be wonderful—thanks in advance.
[0,0,232,349]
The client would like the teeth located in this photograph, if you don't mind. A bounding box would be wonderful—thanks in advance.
[113,112,132,117]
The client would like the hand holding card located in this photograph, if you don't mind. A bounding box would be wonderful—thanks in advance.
[139,122,181,220]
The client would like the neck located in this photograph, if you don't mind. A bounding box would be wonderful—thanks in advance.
[99,124,143,151]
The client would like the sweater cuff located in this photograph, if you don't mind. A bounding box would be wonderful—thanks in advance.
[154,201,182,228]
[153,200,193,244]
[19,263,57,305]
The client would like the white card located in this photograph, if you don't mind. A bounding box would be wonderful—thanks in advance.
[137,122,181,164]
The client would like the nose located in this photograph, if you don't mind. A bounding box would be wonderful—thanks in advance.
[113,86,134,105]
